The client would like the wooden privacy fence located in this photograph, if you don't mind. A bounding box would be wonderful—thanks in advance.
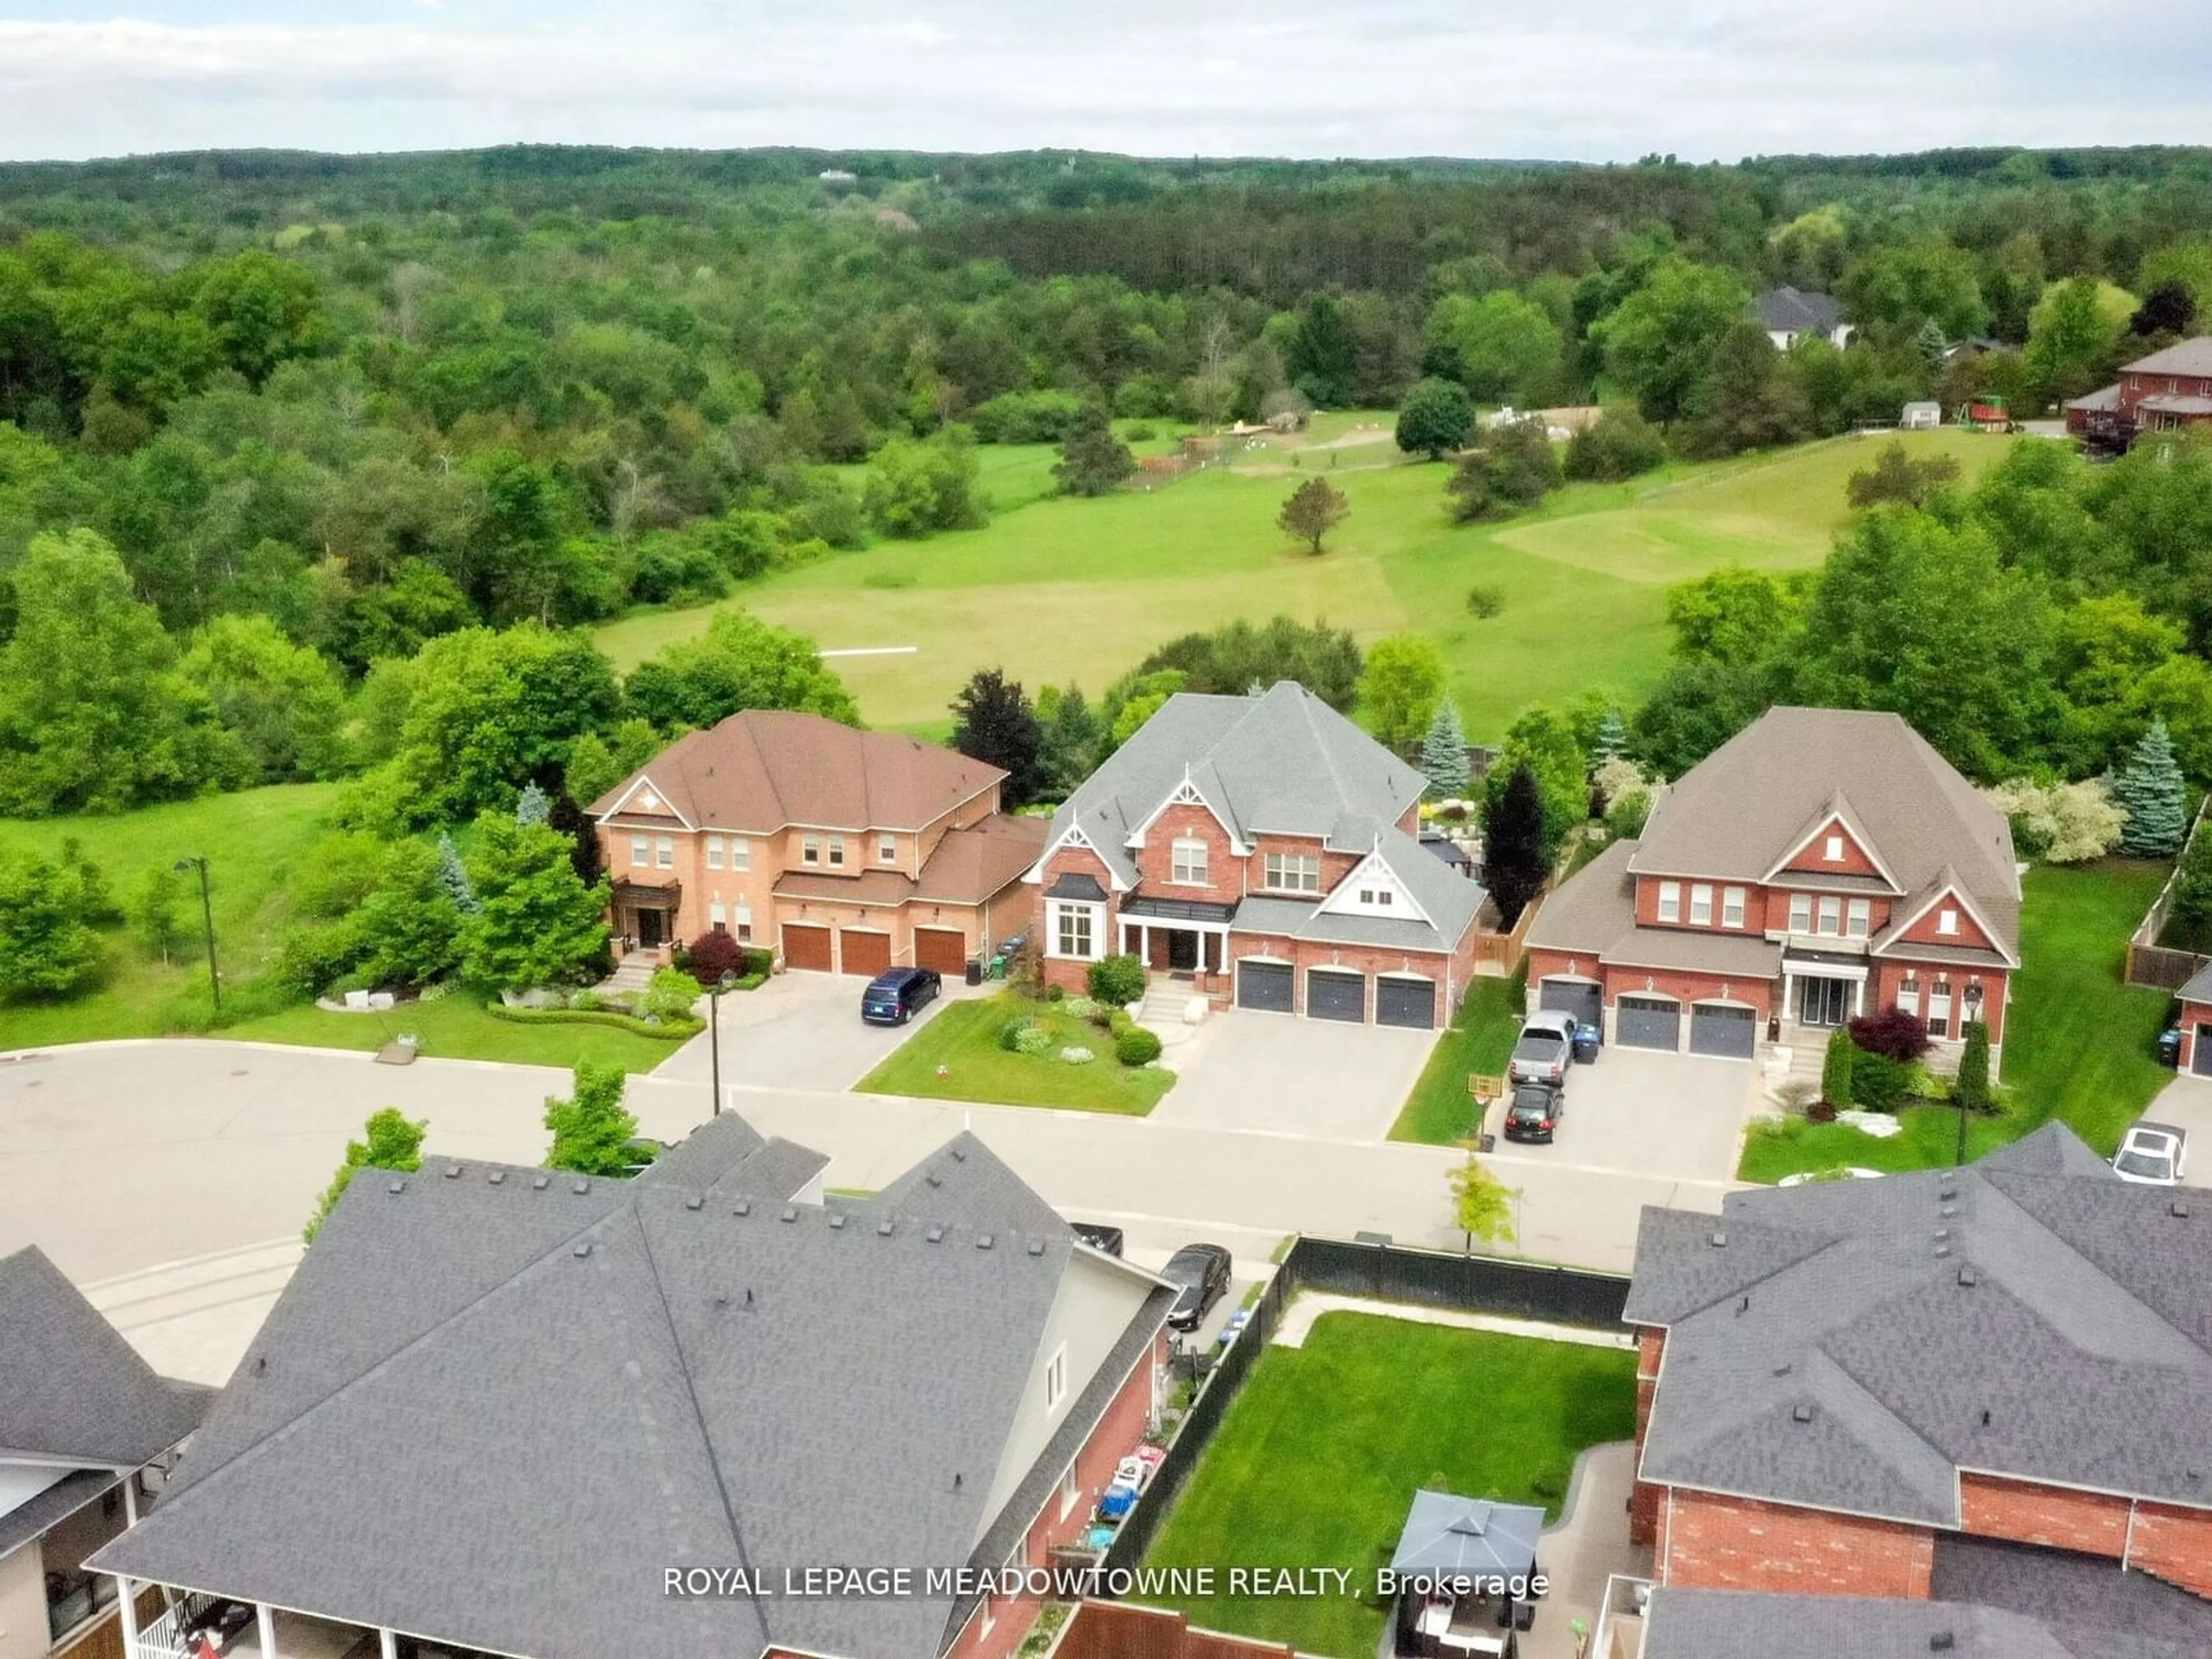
[2126,799,2211,990]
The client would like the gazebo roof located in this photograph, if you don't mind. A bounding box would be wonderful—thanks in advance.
[1388,1490,1544,1579]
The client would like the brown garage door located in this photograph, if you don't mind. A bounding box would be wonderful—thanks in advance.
[840,929,892,978]
[782,923,832,972]
[914,927,968,976]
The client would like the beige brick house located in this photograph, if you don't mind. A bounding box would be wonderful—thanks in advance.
[588,710,1044,977]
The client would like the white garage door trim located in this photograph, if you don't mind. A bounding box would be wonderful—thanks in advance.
[1688,1001,1759,1060]
[1375,973,1438,1030]
[1616,994,1682,1051]
[1306,968,1368,1024]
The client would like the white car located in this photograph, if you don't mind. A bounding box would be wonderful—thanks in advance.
[2113,1123,2187,1186]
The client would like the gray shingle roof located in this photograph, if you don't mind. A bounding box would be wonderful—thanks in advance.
[2179,960,2212,1006]
[1388,1491,1543,1578]
[1629,1126,2212,1527]
[1752,287,1845,335]
[1,1245,206,1468]
[1932,1533,2212,1653]
[1642,1586,2179,1659]
[2123,337,2212,378]
[1039,682,1426,892]
[2066,380,2125,411]
[92,1120,1166,1659]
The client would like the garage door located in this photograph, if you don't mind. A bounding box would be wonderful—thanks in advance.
[782,923,832,972]
[1539,978,1603,1029]
[914,927,968,976]
[2195,1024,2212,1077]
[1689,1002,1758,1059]
[1306,969,1366,1024]
[839,929,891,978]
[1237,960,1293,1013]
[1616,995,1681,1051]
[1376,975,1438,1029]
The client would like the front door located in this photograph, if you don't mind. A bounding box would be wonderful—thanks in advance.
[638,908,665,948]
[1168,931,1200,973]
[1797,976,1849,1027]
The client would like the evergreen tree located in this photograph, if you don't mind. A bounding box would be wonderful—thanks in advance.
[1036,685,1105,800]
[1052,404,1138,497]
[1420,699,1471,800]
[1955,1021,1992,1115]
[436,833,479,915]
[1480,763,1548,927]
[950,668,1043,806]
[1821,1028,1855,1109]
[2113,720,2187,857]
[1591,708,1630,767]
[460,815,612,992]
[544,1061,641,1177]
[514,781,551,825]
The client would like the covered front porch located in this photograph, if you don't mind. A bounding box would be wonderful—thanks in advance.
[1118,896,1235,996]
[1777,946,1869,1052]
[119,1585,496,1659]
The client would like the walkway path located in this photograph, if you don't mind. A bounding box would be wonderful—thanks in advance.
[1270,1292,1636,1353]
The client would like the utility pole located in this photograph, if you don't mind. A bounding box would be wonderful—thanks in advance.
[174,856,219,1014]
[706,971,735,1117]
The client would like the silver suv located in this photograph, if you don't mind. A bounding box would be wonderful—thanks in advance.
[1508,1010,1578,1086]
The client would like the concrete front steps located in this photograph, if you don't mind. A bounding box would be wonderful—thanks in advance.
[82,1238,305,1386]
[1136,979,1209,1041]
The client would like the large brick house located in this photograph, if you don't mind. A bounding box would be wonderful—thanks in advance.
[1027,681,1485,1029]
[1525,706,2019,1070]
[1622,1124,2212,1622]
[589,709,1044,978]
[93,1114,1173,1659]
[2065,336,2212,448]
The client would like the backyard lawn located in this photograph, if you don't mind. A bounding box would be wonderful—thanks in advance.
[597,427,2003,741]
[1139,1312,1637,1657]
[854,993,1174,1113]
[1390,969,1525,1144]
[1737,860,2175,1181]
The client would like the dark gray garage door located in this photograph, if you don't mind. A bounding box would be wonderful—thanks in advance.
[1376,976,1438,1029]
[2195,1024,2212,1077]
[1539,978,1602,1029]
[1616,995,1681,1051]
[1689,1002,1758,1059]
[1237,960,1293,1013]
[1306,969,1367,1023]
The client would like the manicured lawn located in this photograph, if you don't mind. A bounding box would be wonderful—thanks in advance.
[1390,969,1525,1145]
[854,993,1174,1113]
[0,783,341,1049]
[1139,1312,1637,1657]
[1737,860,2175,1181]
[596,427,2002,741]
[224,991,686,1074]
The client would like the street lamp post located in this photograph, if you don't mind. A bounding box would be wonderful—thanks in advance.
[706,970,736,1117]
[173,856,219,1015]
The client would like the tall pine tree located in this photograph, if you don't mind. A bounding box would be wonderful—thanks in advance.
[436,832,479,915]
[950,668,1043,807]
[1590,708,1629,767]
[2113,720,2187,857]
[1420,699,1471,800]
[1481,763,1548,927]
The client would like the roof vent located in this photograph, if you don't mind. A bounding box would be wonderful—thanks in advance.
[1791,1404,1816,1425]
[572,1180,590,1196]
[878,1218,895,1236]
[1957,1266,1978,1287]
[1934,1245,1952,1259]
[830,1213,847,1229]
[684,1196,703,1211]
[1709,1230,1727,1248]
[1771,1361,1793,1377]
[488,1171,505,1185]
[255,1356,267,1374]
[574,1242,593,1259]
[978,1233,995,1250]
[927,1225,946,1244]
[745,1288,755,1309]
[734,1200,752,1217]
[926,1172,943,1189]
[713,1293,728,1309]
[1736,1294,1751,1315]
[950,1145,968,1162]
[781,1207,798,1224]
[1028,1240,1047,1256]
[1939,1204,1958,1218]
[444,1164,463,1179]
[1929,1634,1955,1653]
[387,1178,406,1195]
[1932,1228,1949,1242]
[2173,1199,2192,1219]
[532,1174,550,1191]
[1980,1408,1991,1428]
[1938,1183,1958,1202]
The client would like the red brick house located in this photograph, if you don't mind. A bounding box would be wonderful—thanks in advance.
[590,709,1044,977]
[1623,1124,2212,1620]
[2066,336,2212,448]
[1027,682,1484,1028]
[1525,707,2019,1071]
[94,1115,1174,1659]
[2171,961,2212,1075]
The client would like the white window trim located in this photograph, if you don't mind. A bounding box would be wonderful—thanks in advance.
[731,838,750,872]
[1937,908,1959,936]
[1823,834,1844,863]
[827,836,846,868]
[1263,851,1321,894]
[1051,901,1102,962]
[1722,886,1745,929]
[1817,895,1842,937]
[1657,881,1681,924]
[802,836,821,866]
[878,838,897,865]
[1169,836,1209,887]
[1788,892,1812,933]
[706,836,724,869]
[1045,1343,1067,1412]
[1847,898,1871,938]
[631,835,649,867]
[1689,884,1713,926]
[1058,1461,1081,1522]
[656,837,675,869]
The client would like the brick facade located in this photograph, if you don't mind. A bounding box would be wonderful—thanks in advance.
[2129,1501,2212,1600]
[1630,1328,1666,1546]
[1959,1473,2130,1556]
[1661,1488,1934,1599]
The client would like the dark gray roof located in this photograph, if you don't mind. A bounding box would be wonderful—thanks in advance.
[1524,838,1780,978]
[93,1120,1167,1659]
[2124,337,2212,378]
[2065,380,2124,411]
[1037,682,1427,892]
[1046,872,1109,903]
[1,1245,206,1468]
[1752,287,1844,335]
[2142,394,2212,415]
[0,1467,122,1562]
[2177,959,2212,1005]
[1629,1125,2212,1526]
[1641,1584,2192,1659]
[1933,1534,2212,1653]
[1388,1491,1543,1578]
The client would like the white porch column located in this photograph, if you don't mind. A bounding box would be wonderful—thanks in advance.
[118,1575,140,1656]
[1139,923,1149,965]
[257,1601,278,1658]
[1853,976,1866,1017]
[123,1475,138,1525]
[378,1630,399,1659]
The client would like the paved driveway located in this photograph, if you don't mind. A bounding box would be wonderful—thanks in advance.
[2137,1075,2212,1188]
[650,969,967,1093]
[1149,1012,1438,1140]
[1483,1044,1758,1187]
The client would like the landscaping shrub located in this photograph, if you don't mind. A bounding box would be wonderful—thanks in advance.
[1850,1050,1914,1113]
[571,988,607,1012]
[1562,408,1667,482]
[1088,953,1146,1007]
[1956,1020,1993,1113]
[1058,1046,1096,1065]
[1604,787,1652,841]
[1062,995,1101,1019]
[999,1017,1037,1053]
[483,1003,699,1040]
[686,929,744,986]
[1464,584,1506,619]
[1847,1006,1932,1062]
[1014,1024,1054,1056]
[643,968,702,1021]
[1115,1027,1163,1066]
[1821,1028,1854,1109]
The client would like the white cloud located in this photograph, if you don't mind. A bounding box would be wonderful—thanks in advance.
[0,6,2201,163]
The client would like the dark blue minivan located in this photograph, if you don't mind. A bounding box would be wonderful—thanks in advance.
[861,966,941,1025]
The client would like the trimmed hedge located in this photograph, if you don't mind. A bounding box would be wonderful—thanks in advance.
[1115,1027,1163,1066]
[484,1003,702,1042]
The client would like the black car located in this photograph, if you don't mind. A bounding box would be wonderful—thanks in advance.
[1502,1082,1564,1144]
[1071,1222,1126,1257]
[861,966,941,1025]
[1161,1243,1233,1331]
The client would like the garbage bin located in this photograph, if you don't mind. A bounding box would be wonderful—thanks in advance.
[1571,1021,1602,1064]
[964,958,983,987]
[2158,1027,2183,1069]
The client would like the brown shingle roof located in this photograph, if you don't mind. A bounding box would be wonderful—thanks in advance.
[1627,707,2018,955]
[772,816,1047,910]
[589,711,1003,834]
[1523,838,1782,978]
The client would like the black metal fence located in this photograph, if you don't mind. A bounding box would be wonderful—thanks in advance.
[1097,1236,1630,1575]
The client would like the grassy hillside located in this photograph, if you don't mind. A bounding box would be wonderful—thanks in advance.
[596,425,2002,741]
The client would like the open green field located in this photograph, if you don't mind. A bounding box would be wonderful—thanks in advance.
[596,426,2002,740]
[1738,861,2175,1181]
[1139,1312,1637,1656]
[854,993,1173,1113]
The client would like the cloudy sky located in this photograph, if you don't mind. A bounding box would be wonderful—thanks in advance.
[0,2,2205,164]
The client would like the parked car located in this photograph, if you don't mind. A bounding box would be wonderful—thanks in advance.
[2113,1122,2188,1185]
[1571,1020,1603,1064]
[1071,1222,1126,1256]
[1508,1011,1578,1086]
[1502,1082,1564,1145]
[1160,1243,1233,1331]
[860,966,940,1025]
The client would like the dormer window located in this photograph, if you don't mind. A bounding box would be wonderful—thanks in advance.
[1171,837,1208,885]
[1823,834,1844,862]
[1937,907,1959,936]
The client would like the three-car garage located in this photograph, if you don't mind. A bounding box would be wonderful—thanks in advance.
[1305,968,1367,1023]
[1234,957,1443,1028]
